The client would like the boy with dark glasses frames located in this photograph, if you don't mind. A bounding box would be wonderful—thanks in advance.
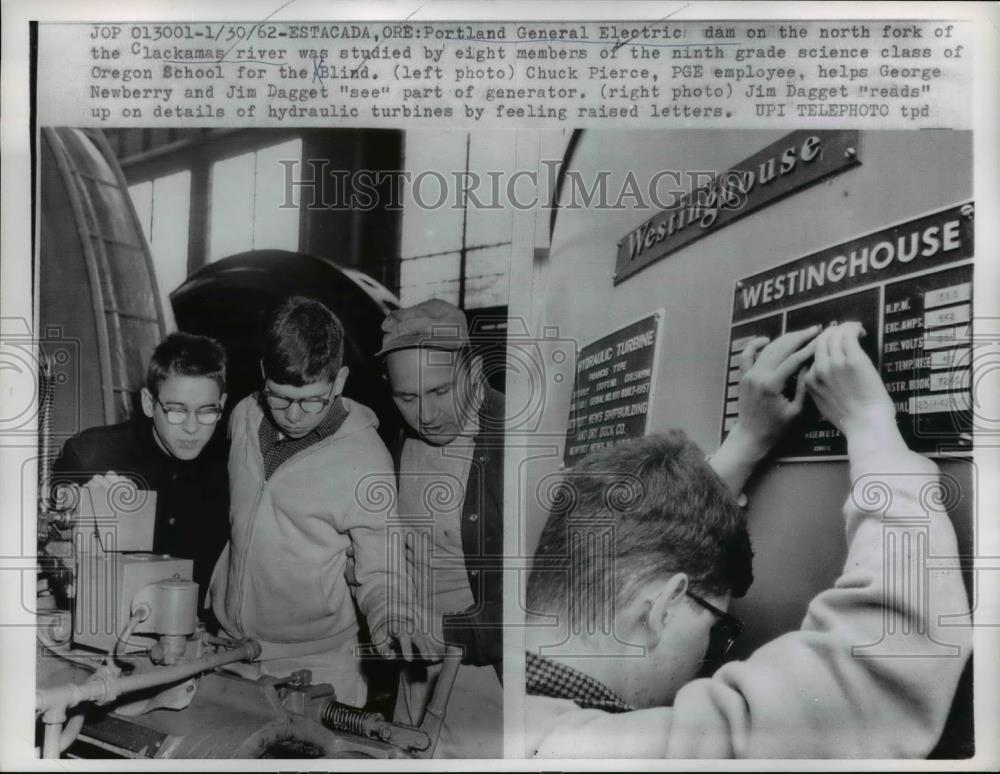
[207,297,430,709]
[525,323,970,758]
[52,332,230,610]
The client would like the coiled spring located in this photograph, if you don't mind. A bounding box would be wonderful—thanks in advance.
[321,702,384,739]
[37,354,56,511]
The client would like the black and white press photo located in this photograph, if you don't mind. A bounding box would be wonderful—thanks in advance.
[2,3,997,770]
[33,126,512,759]
[520,129,976,759]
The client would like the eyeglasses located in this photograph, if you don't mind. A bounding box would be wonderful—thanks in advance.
[262,385,335,414]
[154,397,223,426]
[686,589,744,662]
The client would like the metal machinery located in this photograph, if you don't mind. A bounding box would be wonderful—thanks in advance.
[39,127,167,437]
[36,472,459,760]
[35,129,455,758]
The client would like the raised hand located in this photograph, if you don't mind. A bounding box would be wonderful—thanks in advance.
[735,325,823,454]
[803,322,896,440]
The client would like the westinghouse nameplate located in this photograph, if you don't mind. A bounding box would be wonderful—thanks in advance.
[615,130,861,284]
[723,203,974,458]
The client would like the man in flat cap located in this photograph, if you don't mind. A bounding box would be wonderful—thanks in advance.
[377,298,503,758]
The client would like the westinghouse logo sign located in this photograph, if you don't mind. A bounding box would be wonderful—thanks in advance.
[731,203,972,323]
[614,130,861,284]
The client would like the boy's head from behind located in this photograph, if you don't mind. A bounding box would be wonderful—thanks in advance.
[526,431,753,707]
[260,297,348,439]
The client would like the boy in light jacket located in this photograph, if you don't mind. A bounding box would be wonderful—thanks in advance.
[209,297,424,707]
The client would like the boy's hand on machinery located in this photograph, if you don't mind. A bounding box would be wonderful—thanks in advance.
[393,630,417,662]
[372,618,437,661]
[371,619,401,660]
[84,472,132,489]
[394,627,444,663]
[733,325,822,458]
[410,630,444,663]
[804,322,900,446]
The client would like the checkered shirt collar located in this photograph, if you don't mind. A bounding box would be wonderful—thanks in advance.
[257,395,349,480]
[525,651,634,713]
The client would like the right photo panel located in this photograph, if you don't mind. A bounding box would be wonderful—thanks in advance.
[519,129,975,760]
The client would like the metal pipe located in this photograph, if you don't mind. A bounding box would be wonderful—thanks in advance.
[418,647,463,759]
[109,639,260,696]
[42,721,62,759]
[112,605,149,661]
[37,639,106,671]
[59,713,85,753]
[422,648,461,727]
[37,640,261,718]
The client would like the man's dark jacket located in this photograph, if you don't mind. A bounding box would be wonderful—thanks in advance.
[392,386,504,679]
[51,416,230,610]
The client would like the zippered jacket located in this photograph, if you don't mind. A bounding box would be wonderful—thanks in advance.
[210,396,410,659]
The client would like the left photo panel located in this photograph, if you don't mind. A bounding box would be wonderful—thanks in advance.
[34,127,509,759]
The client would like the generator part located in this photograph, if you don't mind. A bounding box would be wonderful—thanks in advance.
[320,701,431,752]
[37,709,87,758]
[39,538,73,561]
[133,579,198,637]
[37,635,106,676]
[72,484,158,553]
[59,712,86,753]
[38,610,72,648]
[272,675,336,718]
[61,665,411,759]
[49,481,82,520]
[40,127,167,433]
[153,714,389,759]
[260,669,313,693]
[114,676,199,716]
[38,532,75,605]
[149,635,188,666]
[73,553,191,653]
[37,639,262,721]
[112,605,150,660]
[320,702,384,739]
[243,717,376,759]
[415,647,463,758]
[275,669,311,688]
[42,719,62,759]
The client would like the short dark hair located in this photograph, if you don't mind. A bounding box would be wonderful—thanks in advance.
[146,332,227,395]
[262,296,345,386]
[526,431,753,631]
